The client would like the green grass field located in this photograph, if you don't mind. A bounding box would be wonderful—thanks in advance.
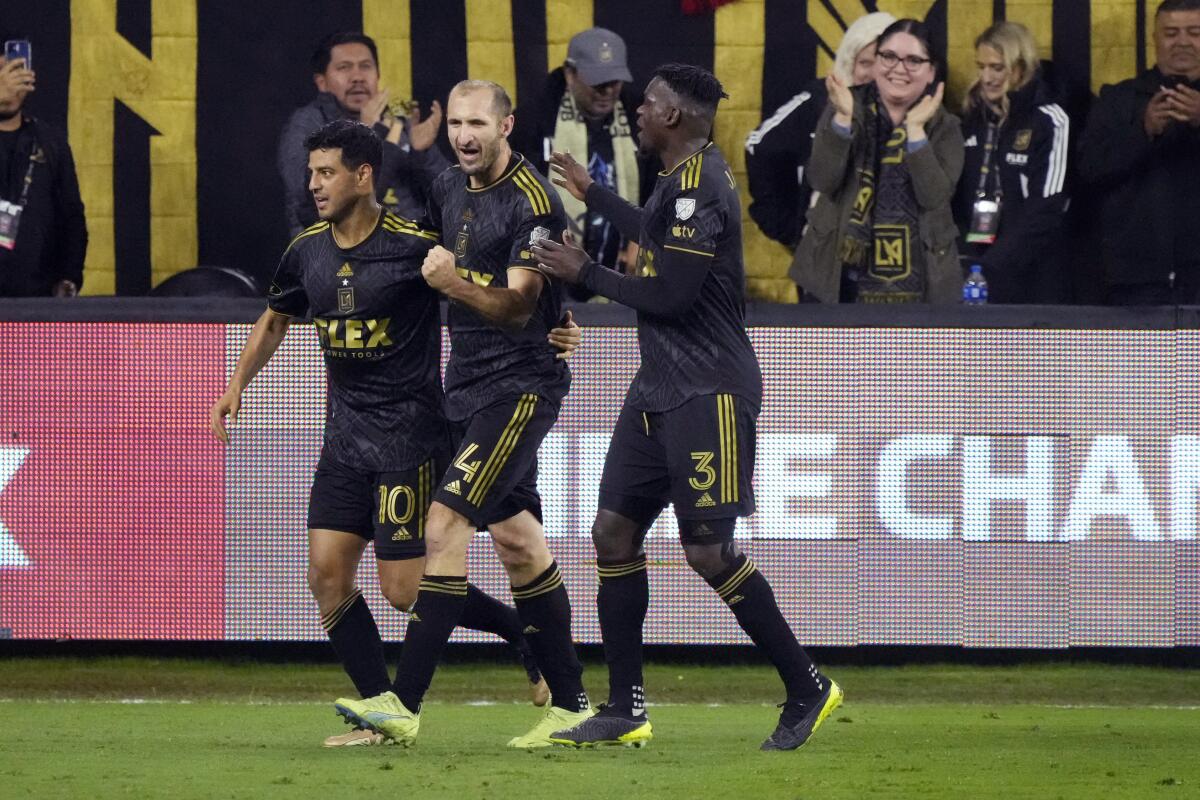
[2,658,1198,799]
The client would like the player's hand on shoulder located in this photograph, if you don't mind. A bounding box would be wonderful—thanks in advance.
[421,245,460,293]
[209,390,242,444]
[549,151,593,201]
[548,309,581,360]
[532,230,589,284]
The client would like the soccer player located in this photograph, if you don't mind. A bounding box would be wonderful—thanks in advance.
[210,119,579,747]
[532,64,843,751]
[334,80,593,748]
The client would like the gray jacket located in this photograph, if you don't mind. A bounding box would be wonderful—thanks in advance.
[790,93,964,303]
[277,93,449,235]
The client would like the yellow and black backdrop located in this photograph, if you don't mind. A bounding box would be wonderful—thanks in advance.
[3,1,1151,300]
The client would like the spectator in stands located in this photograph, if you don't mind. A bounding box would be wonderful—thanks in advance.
[0,47,86,298]
[790,19,963,304]
[1079,0,1200,305]
[953,22,1070,304]
[510,27,650,299]
[278,32,447,236]
[745,12,894,256]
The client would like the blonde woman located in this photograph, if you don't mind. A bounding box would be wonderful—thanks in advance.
[952,21,1070,303]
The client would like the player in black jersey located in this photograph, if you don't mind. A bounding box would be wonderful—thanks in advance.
[335,81,592,749]
[210,120,578,747]
[534,64,843,751]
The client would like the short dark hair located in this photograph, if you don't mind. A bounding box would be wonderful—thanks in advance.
[877,19,944,79]
[651,63,728,116]
[310,32,379,75]
[1158,0,1200,14]
[303,119,382,175]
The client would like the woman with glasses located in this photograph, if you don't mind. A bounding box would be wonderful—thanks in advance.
[952,22,1070,304]
[791,19,964,303]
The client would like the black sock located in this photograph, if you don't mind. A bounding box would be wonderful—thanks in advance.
[596,556,649,716]
[321,589,391,698]
[706,554,823,701]
[459,583,524,644]
[391,575,468,712]
[512,562,588,713]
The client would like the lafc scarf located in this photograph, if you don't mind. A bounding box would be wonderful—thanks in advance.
[839,85,926,303]
[551,91,640,234]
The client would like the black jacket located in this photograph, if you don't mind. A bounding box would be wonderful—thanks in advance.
[277,93,449,236]
[1078,68,1200,288]
[510,67,656,204]
[744,78,827,250]
[0,115,87,297]
[952,76,1071,303]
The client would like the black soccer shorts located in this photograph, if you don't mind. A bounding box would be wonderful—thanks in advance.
[597,393,757,543]
[432,393,557,529]
[307,449,447,560]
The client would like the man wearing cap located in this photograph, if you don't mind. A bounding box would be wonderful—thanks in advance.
[511,28,652,298]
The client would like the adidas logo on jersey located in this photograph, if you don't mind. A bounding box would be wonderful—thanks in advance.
[444,480,462,495]
[409,612,422,623]
[336,262,354,277]
[522,625,540,635]
[695,492,716,508]
[392,526,412,541]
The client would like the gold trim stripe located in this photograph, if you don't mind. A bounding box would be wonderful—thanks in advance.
[382,218,440,241]
[467,394,539,506]
[320,588,364,631]
[419,579,468,597]
[512,567,564,600]
[418,459,431,540]
[597,559,647,580]
[680,153,703,191]
[715,559,755,600]
[718,394,739,504]
[284,221,330,254]
[513,168,551,216]
[664,244,715,258]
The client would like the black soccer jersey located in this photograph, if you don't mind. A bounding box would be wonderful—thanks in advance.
[629,142,762,412]
[429,154,571,421]
[267,212,446,470]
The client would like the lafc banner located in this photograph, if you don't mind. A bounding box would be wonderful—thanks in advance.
[0,322,1196,646]
[5,1,1147,297]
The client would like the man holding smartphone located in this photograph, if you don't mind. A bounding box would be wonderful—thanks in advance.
[0,38,87,298]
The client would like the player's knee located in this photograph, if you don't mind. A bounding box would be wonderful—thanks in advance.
[306,562,351,606]
[493,533,537,574]
[683,540,739,581]
[591,519,640,562]
[381,581,417,612]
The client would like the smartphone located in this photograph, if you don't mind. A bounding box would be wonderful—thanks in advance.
[4,40,31,70]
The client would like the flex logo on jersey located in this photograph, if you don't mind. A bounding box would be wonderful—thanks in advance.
[313,317,393,349]
[454,267,494,287]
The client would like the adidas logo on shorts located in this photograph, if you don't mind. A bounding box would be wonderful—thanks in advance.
[391,526,411,541]
[444,480,462,495]
[695,492,716,508]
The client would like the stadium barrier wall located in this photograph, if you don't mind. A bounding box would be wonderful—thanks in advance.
[1,300,1197,647]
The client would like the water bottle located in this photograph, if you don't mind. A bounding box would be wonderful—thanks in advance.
[963,264,988,305]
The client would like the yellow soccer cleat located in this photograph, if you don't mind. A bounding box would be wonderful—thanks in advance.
[507,704,595,748]
[334,691,420,747]
[322,728,391,748]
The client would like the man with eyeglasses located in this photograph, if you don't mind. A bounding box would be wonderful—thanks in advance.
[511,28,653,299]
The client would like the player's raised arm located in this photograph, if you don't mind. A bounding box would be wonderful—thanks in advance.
[209,308,292,443]
[550,150,644,242]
